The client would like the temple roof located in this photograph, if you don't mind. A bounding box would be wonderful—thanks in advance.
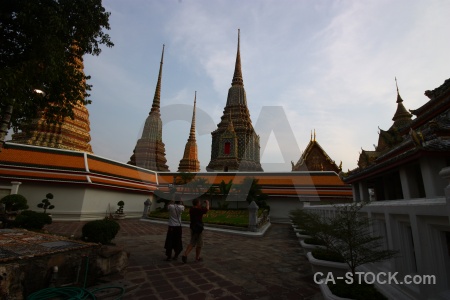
[157,171,352,200]
[344,77,450,184]
[292,131,341,172]
[0,143,158,192]
[391,78,412,129]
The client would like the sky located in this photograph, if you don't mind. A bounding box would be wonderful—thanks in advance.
[80,0,450,173]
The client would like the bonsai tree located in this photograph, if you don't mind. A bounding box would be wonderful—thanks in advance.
[37,193,55,213]
[116,201,124,214]
[0,194,29,212]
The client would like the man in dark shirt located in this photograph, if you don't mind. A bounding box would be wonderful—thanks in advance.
[182,198,209,263]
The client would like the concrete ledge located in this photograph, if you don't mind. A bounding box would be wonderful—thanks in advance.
[140,218,271,237]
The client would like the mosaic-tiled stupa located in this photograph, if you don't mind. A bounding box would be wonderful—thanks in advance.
[178,92,200,172]
[10,46,93,153]
[206,30,263,172]
[128,45,169,171]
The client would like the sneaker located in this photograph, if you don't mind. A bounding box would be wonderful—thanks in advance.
[181,256,187,264]
[195,257,203,262]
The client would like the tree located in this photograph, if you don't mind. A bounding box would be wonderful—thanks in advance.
[0,0,113,149]
[218,179,233,209]
[187,177,209,198]
[0,194,29,212]
[37,193,55,213]
[327,203,398,277]
[175,172,195,196]
[237,177,268,208]
[294,203,398,278]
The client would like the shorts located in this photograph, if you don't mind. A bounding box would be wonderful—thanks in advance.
[189,230,203,247]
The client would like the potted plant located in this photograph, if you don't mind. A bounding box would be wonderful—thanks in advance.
[114,200,126,219]
[295,203,397,300]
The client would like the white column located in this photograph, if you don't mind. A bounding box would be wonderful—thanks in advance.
[399,167,414,199]
[358,181,370,202]
[352,184,360,202]
[420,157,446,198]
[10,181,21,194]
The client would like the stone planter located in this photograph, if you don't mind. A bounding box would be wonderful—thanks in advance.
[113,213,126,220]
[300,239,326,250]
[318,278,388,300]
[319,283,354,300]
[296,232,311,240]
[306,251,349,277]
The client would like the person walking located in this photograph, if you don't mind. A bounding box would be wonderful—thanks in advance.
[182,198,209,263]
[164,194,184,261]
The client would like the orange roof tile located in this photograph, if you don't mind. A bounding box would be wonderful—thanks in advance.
[87,156,157,184]
[0,144,85,170]
[0,169,87,183]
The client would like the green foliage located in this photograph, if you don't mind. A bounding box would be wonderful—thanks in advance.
[236,177,269,208]
[291,203,398,276]
[14,210,52,230]
[329,279,388,300]
[0,194,29,211]
[82,218,120,244]
[37,193,55,213]
[116,200,124,214]
[218,179,233,208]
[0,0,113,137]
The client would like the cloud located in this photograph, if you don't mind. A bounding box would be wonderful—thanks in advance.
[77,0,450,173]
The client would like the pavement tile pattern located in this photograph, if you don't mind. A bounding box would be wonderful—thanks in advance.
[45,219,321,300]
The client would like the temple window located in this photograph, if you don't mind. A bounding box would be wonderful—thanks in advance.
[224,142,231,155]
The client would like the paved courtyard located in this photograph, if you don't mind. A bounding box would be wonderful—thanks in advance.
[45,219,321,300]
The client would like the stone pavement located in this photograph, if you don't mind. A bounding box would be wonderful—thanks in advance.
[45,219,321,300]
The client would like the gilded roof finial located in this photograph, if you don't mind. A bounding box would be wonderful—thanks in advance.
[232,29,243,87]
[395,77,403,104]
[314,129,316,142]
[151,44,165,113]
[310,130,312,141]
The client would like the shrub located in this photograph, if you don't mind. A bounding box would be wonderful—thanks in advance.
[115,200,124,214]
[14,210,52,230]
[1,194,29,212]
[82,218,120,244]
[37,193,55,213]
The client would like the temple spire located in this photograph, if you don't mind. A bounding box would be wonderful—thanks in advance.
[151,44,165,113]
[395,76,404,104]
[232,29,243,86]
[189,91,197,141]
[177,91,200,172]
[391,77,412,128]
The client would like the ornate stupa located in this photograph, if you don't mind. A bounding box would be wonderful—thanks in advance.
[206,30,263,172]
[178,92,200,172]
[10,45,93,153]
[128,45,169,171]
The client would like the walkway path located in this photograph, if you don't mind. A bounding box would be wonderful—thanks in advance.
[45,219,320,300]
